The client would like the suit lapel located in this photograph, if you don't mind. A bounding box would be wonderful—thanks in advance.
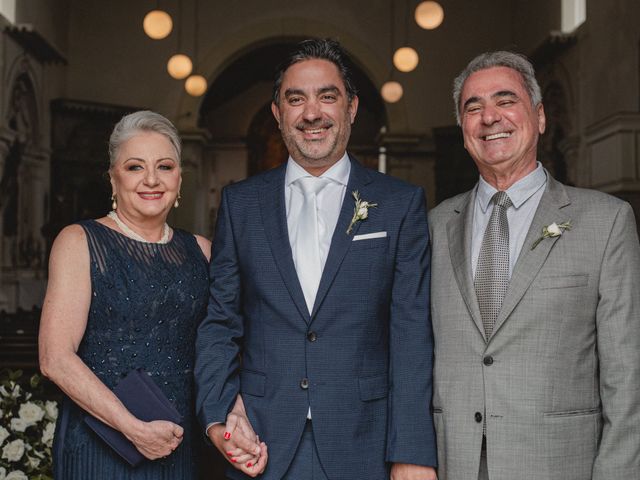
[259,164,311,322]
[310,157,372,320]
[490,176,572,339]
[447,189,485,338]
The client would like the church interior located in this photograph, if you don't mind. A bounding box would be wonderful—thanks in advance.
[0,0,639,476]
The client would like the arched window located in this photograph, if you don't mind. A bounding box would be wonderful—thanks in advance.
[0,0,16,23]
[562,0,586,33]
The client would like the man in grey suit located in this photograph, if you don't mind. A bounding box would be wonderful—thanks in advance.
[429,51,640,480]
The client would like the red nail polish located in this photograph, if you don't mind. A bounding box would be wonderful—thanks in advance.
[247,462,253,468]
[223,432,231,440]
[231,458,237,463]
[226,451,233,456]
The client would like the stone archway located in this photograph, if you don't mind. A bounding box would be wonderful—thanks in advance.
[539,82,571,185]
[198,38,386,176]
[0,69,48,310]
[174,27,396,236]
[0,73,42,264]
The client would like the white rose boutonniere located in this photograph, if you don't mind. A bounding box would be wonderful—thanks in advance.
[346,190,377,234]
[531,221,572,250]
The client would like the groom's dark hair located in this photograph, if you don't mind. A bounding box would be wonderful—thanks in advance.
[272,38,358,104]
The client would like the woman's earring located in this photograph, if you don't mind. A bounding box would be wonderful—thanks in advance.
[174,193,181,208]
[111,193,117,210]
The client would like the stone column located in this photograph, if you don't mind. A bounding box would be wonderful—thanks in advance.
[170,130,211,236]
[584,112,640,228]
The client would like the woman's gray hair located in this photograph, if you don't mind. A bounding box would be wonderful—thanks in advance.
[108,110,181,168]
[452,51,542,126]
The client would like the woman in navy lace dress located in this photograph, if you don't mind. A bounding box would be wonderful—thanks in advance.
[39,111,211,479]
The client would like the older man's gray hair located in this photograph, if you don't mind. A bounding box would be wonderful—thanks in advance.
[452,51,542,126]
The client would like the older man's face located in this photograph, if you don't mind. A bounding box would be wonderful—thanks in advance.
[459,66,545,178]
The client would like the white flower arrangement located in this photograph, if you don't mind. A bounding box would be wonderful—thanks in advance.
[0,370,57,480]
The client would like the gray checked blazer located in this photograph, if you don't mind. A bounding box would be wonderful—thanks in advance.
[428,172,640,480]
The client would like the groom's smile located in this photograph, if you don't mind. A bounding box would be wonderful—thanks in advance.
[271,58,358,175]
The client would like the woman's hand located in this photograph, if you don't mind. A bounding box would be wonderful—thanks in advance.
[126,419,184,460]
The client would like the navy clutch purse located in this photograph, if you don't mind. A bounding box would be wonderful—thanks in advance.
[84,369,183,467]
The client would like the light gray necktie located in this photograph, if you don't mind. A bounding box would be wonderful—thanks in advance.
[293,176,329,314]
[474,191,513,340]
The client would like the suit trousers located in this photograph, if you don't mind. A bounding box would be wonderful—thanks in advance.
[283,421,330,480]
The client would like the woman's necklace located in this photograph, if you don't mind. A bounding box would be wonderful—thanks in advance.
[107,211,170,244]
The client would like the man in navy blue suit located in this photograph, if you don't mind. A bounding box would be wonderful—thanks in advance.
[195,38,437,480]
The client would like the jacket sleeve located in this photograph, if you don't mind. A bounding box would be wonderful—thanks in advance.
[385,186,438,467]
[194,187,243,429]
[592,202,640,478]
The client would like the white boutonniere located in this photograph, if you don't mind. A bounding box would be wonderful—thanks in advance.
[346,190,377,234]
[531,221,572,250]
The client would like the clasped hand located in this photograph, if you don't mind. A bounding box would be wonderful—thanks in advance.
[209,395,268,477]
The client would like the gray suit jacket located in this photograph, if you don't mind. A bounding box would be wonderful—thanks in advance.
[428,173,640,480]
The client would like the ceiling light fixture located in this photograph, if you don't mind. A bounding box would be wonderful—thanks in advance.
[143,9,172,40]
[415,1,444,30]
[184,0,207,96]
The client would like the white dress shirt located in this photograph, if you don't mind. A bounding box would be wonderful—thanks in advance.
[285,153,350,420]
[206,155,351,433]
[285,154,351,274]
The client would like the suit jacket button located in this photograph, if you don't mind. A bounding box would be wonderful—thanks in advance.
[483,356,494,366]
[475,412,483,423]
[300,378,309,389]
[307,331,317,342]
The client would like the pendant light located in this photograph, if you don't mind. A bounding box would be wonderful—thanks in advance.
[415,1,444,30]
[143,7,172,40]
[167,0,192,79]
[185,0,207,96]
[381,0,404,103]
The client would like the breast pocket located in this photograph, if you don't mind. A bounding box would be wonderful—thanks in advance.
[350,236,390,251]
[537,274,589,289]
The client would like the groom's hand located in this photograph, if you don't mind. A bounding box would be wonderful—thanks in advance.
[209,423,268,477]
[208,395,268,477]
[391,463,437,480]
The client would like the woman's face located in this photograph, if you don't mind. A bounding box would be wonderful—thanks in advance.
[110,131,181,222]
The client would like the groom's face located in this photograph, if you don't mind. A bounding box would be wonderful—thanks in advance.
[272,58,358,173]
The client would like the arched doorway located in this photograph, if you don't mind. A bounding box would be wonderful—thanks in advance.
[198,39,386,177]
[0,70,48,310]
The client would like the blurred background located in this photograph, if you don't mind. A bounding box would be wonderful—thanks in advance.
[1,1,638,475]
[0,0,638,429]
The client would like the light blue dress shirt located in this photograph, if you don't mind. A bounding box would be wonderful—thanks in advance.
[471,163,547,278]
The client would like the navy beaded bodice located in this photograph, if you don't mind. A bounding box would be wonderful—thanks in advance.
[78,220,208,401]
[54,220,209,479]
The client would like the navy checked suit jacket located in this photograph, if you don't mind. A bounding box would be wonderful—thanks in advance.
[195,157,437,479]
